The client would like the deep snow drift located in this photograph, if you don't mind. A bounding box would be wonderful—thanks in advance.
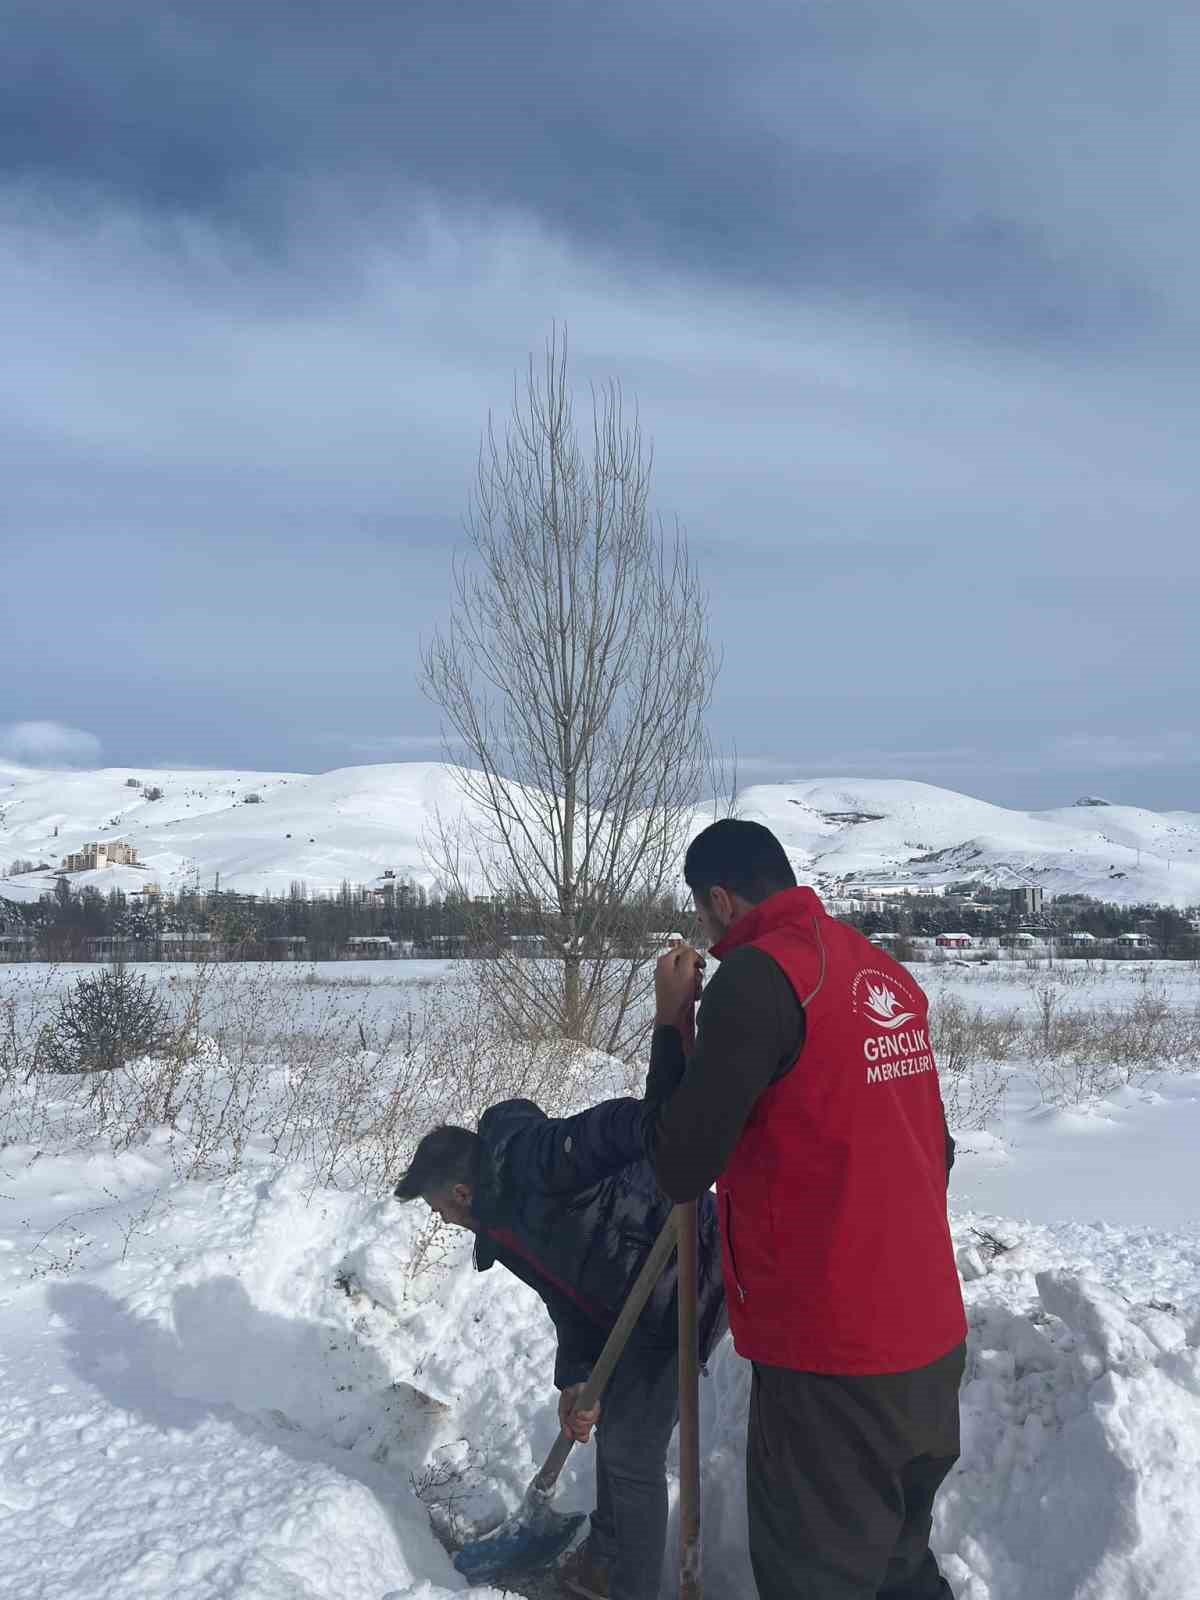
[3,760,1200,904]
[2,960,1200,1598]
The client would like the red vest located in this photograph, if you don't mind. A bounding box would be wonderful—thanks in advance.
[712,886,966,1374]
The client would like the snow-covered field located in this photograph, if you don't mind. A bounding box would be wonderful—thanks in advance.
[4,759,1200,905]
[2,960,1200,1598]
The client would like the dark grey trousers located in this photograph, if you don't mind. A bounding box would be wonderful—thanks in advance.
[747,1343,966,1600]
[589,1341,679,1600]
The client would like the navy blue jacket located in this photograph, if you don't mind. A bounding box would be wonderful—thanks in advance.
[473,1097,726,1389]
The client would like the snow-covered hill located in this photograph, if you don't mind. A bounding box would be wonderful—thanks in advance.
[1,763,1198,906]
[736,779,1200,907]
[0,762,475,901]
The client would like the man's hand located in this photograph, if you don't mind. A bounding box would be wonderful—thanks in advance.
[558,1383,602,1444]
[655,945,704,1031]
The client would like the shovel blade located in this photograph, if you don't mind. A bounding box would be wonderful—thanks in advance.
[453,1506,586,1583]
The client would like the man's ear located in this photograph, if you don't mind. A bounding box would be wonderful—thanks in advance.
[710,885,734,926]
[453,1182,472,1207]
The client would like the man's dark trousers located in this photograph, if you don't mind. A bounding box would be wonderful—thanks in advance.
[588,1340,679,1600]
[747,1342,965,1599]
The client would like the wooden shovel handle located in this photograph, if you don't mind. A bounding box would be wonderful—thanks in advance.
[677,979,702,1596]
[531,1211,680,1496]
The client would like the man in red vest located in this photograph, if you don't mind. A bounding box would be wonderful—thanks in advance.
[645,819,966,1599]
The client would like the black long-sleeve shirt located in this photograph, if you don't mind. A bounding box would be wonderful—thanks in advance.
[643,944,806,1201]
[643,944,956,1201]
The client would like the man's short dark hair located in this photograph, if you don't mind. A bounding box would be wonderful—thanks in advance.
[393,1124,481,1201]
[684,819,797,906]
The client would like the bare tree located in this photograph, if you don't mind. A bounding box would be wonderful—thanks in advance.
[422,332,718,1056]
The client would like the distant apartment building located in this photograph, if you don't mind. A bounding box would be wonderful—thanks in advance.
[62,840,140,872]
[0,931,36,962]
[1009,886,1045,917]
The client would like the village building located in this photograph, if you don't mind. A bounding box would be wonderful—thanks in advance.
[157,931,218,959]
[62,840,140,873]
[343,935,398,959]
[935,932,974,950]
[0,931,36,962]
[85,935,138,961]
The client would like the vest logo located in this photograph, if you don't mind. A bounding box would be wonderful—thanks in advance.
[855,972,919,1029]
[853,966,933,1084]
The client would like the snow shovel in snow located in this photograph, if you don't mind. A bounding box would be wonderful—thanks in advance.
[453,1210,681,1583]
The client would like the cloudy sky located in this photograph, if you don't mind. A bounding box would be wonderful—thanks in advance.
[2,1,1196,808]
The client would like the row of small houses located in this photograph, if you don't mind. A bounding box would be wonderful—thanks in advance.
[871,930,1167,955]
[0,932,427,963]
[0,925,1181,963]
[0,930,683,963]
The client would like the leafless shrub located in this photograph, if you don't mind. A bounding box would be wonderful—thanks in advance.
[928,995,1011,1128]
[926,966,1200,1112]
[40,966,173,1076]
[1029,984,1200,1105]
[3,959,592,1192]
[927,963,1200,1118]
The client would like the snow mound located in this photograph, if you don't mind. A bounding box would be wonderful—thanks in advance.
[0,1156,531,1599]
[943,1269,1200,1599]
[696,1259,1200,1600]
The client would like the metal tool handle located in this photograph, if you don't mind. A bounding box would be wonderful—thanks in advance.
[531,1210,680,1496]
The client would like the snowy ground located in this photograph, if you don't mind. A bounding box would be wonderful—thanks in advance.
[2,961,1200,1598]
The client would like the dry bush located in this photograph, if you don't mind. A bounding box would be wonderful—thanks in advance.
[41,966,173,1075]
[1,965,82,1145]
[3,959,590,1191]
[927,995,1013,1128]
[926,967,1200,1114]
[1028,983,1200,1105]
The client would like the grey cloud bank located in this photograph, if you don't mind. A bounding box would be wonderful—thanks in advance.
[1,2,1196,808]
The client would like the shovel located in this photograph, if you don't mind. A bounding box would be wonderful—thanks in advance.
[676,975,702,1598]
[676,1197,701,1598]
[453,1211,681,1583]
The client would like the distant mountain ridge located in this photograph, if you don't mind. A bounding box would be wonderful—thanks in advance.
[1,762,1198,908]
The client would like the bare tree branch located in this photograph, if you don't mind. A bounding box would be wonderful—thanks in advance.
[421,330,717,1052]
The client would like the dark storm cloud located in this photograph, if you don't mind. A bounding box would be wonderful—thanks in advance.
[2,1,1197,809]
[1,0,1172,346]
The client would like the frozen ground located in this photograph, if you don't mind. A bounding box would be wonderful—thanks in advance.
[1,960,1199,1598]
[924,960,1200,1228]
